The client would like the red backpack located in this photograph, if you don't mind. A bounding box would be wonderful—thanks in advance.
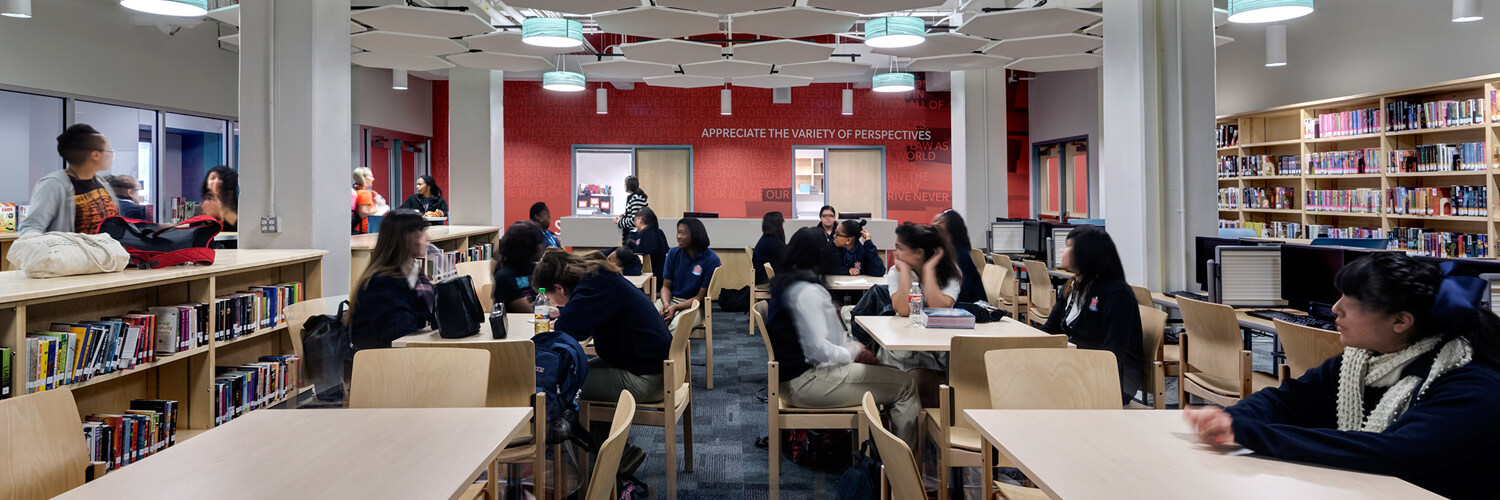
[97,216,221,269]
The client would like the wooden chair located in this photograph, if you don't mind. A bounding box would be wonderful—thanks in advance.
[1176,297,1278,407]
[754,301,864,500]
[1274,319,1343,381]
[348,347,489,409]
[1130,285,1153,308]
[1021,260,1055,327]
[969,248,987,274]
[642,255,653,275]
[456,260,497,313]
[584,392,637,500]
[994,482,1050,500]
[928,335,1068,500]
[981,263,1004,305]
[749,246,772,336]
[991,255,1027,319]
[1138,305,1173,409]
[860,392,924,500]
[583,300,698,500]
[0,389,107,500]
[984,348,1122,409]
[694,256,752,389]
[763,262,776,280]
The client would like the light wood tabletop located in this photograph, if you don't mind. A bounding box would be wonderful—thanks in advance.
[963,409,1439,500]
[393,313,538,347]
[855,315,1055,351]
[54,407,532,500]
[350,225,500,250]
[823,275,887,291]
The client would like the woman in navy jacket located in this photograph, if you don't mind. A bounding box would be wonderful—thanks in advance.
[624,206,668,274]
[822,218,885,277]
[1041,224,1143,405]
[349,210,437,350]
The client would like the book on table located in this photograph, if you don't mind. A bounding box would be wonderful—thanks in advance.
[922,308,976,329]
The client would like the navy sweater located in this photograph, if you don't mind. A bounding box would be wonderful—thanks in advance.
[351,275,436,350]
[1041,279,1144,404]
[626,226,669,275]
[553,272,671,376]
[1225,352,1500,499]
[822,240,886,277]
[753,234,785,285]
[953,246,986,304]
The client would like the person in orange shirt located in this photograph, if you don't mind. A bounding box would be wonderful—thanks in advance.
[351,167,377,234]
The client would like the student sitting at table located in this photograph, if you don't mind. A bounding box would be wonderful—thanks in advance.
[933,209,987,303]
[1186,252,1500,499]
[881,222,964,407]
[658,217,720,331]
[625,206,668,274]
[822,218,885,277]
[1041,224,1143,405]
[530,201,560,247]
[398,174,447,218]
[349,210,437,350]
[492,221,546,314]
[768,226,921,448]
[602,245,643,276]
[753,211,786,285]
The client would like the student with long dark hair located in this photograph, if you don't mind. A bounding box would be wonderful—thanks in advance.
[624,206,668,274]
[349,210,437,350]
[530,202,560,247]
[615,175,648,240]
[602,245,642,276]
[822,218,885,277]
[1187,253,1500,499]
[658,217,720,331]
[200,165,239,231]
[932,209,986,303]
[398,175,448,217]
[492,221,547,314]
[767,227,920,447]
[1041,225,1143,404]
[817,205,838,245]
[753,211,786,284]
[881,222,963,407]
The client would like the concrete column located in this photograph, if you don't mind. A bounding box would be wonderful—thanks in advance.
[951,67,1009,248]
[446,68,504,226]
[1100,0,1216,290]
[238,0,354,294]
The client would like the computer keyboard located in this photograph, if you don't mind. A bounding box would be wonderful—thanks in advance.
[1246,310,1336,330]
[1165,290,1210,302]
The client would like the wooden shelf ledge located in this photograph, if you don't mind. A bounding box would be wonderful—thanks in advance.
[49,344,212,392]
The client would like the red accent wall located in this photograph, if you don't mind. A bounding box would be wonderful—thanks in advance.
[503,81,953,225]
[1007,79,1031,217]
[431,80,450,191]
[361,126,432,202]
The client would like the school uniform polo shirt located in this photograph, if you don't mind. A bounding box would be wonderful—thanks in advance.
[663,247,720,299]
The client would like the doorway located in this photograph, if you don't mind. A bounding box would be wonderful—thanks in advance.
[792,147,885,219]
[1034,138,1090,221]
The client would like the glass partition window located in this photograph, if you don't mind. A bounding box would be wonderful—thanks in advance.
[74,101,159,217]
[163,113,229,219]
[574,149,633,216]
[793,148,825,219]
[0,90,65,207]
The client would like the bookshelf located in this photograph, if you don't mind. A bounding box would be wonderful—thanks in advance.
[1216,73,1500,258]
[0,232,15,272]
[350,225,499,291]
[0,249,325,448]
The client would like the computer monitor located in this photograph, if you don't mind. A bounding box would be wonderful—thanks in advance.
[1050,224,1075,268]
[1022,220,1042,255]
[682,212,719,219]
[990,221,1026,254]
[1281,244,1346,310]
[839,212,872,220]
[1194,237,1241,290]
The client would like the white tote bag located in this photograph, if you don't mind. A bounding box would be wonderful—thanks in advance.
[7,232,131,278]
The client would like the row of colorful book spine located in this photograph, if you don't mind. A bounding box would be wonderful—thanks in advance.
[1386,98,1485,131]
[1389,228,1489,258]
[1305,189,1383,214]
[1386,185,1487,217]
[1303,108,1381,138]
[1308,148,1383,175]
[214,355,303,426]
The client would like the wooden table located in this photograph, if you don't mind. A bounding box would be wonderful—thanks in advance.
[824,275,887,291]
[855,315,1056,351]
[964,409,1438,500]
[627,272,654,301]
[393,313,537,347]
[55,407,532,500]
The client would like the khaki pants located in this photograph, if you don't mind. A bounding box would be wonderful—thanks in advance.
[785,362,921,448]
[580,358,665,404]
[656,296,702,332]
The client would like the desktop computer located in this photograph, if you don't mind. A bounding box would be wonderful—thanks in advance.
[1022,220,1052,262]
[989,220,1026,254]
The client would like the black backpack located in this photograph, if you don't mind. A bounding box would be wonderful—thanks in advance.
[782,429,854,473]
[836,439,882,500]
[717,286,751,312]
[301,300,353,403]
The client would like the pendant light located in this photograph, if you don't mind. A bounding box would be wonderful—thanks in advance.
[872,72,915,93]
[597,87,608,114]
[543,71,586,92]
[842,88,854,115]
[720,87,732,116]
[120,0,208,17]
[522,18,583,48]
[392,69,409,90]
[864,16,925,48]
[1265,24,1287,67]
[1227,0,1313,24]
[1,0,31,19]
[1453,0,1483,22]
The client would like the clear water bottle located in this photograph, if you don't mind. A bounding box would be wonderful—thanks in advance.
[534,288,551,334]
[908,279,926,326]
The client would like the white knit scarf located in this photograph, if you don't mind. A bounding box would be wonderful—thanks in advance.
[1335,336,1473,432]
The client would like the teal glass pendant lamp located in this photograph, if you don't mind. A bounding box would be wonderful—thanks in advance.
[864,16,925,48]
[523,18,584,48]
[120,0,208,17]
[872,72,915,93]
[1227,0,1313,23]
[543,71,586,92]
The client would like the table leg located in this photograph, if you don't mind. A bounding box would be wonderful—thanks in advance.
[982,440,994,500]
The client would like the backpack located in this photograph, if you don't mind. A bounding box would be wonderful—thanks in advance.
[615,475,649,500]
[835,439,882,500]
[782,429,854,473]
[97,216,220,269]
[532,329,590,445]
[717,286,751,312]
[301,300,352,403]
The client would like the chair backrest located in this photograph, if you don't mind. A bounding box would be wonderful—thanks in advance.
[861,392,924,500]
[667,300,701,391]
[751,300,774,361]
[969,248,986,274]
[1175,297,1245,387]
[0,389,87,500]
[641,255,653,275]
[456,260,496,312]
[1274,319,1344,380]
[1130,285,1152,307]
[349,347,490,409]
[991,254,1018,300]
[980,263,1005,305]
[1022,260,1054,309]
[1219,227,1259,238]
[402,339,536,408]
[282,295,348,363]
[948,335,1069,429]
[985,349,1122,409]
[585,391,637,500]
[1138,305,1169,394]
[763,262,775,280]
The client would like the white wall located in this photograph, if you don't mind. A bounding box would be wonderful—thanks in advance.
[0,91,63,204]
[352,66,434,137]
[1216,0,1500,115]
[1028,68,1101,216]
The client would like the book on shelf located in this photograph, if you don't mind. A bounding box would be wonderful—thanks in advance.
[419,244,494,282]
[1216,123,1240,148]
[1217,188,1240,210]
[1305,188,1383,214]
[921,308,976,329]
[1217,220,1307,239]
[0,347,9,399]
[213,355,302,426]
[1390,227,1488,258]
[1218,155,1239,178]
[1308,148,1382,175]
[1303,108,1381,138]
[84,399,178,471]
[1237,155,1300,177]
[1385,185,1486,217]
[1310,226,1384,239]
[1386,98,1484,131]
[1242,187,1296,210]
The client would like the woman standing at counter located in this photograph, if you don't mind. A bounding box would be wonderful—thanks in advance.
[614,175,648,241]
[398,175,447,218]
[625,206,668,274]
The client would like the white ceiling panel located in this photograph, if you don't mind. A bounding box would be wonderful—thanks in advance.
[207,5,238,26]
[351,32,467,57]
[620,39,722,65]
[732,40,835,65]
[956,7,1102,40]
[869,32,990,58]
[1083,22,1102,36]
[503,0,642,15]
[594,7,721,39]
[985,33,1101,59]
[447,52,555,72]
[732,74,814,88]
[352,52,457,71]
[1216,34,1234,46]
[463,31,575,57]
[219,33,239,46]
[1004,53,1102,72]
[805,0,944,15]
[1214,8,1229,27]
[351,21,368,34]
[656,0,793,15]
[351,5,494,38]
[682,60,775,78]
[774,60,871,78]
[581,60,679,79]
[904,53,1012,71]
[643,74,726,88]
[731,7,857,39]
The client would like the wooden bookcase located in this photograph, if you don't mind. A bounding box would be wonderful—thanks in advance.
[1217,73,1500,257]
[0,249,326,442]
[349,225,499,291]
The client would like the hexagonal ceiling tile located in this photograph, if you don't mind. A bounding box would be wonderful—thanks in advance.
[503,0,641,15]
[463,31,576,57]
[446,52,555,72]
[1005,53,1102,72]
[682,60,774,78]
[643,74,725,88]
[581,60,679,79]
[351,5,495,38]
[1083,22,1103,36]
[207,5,238,26]
[869,32,991,58]
[619,39,722,65]
[904,53,1013,72]
[351,52,456,72]
[594,7,721,39]
[956,7,1102,40]
[731,7,857,39]
[731,40,834,65]
[774,60,872,79]
[219,33,239,46]
[805,0,944,15]
[1216,34,1234,46]
[351,32,467,57]
[656,0,792,15]
[733,74,814,88]
[985,33,1102,59]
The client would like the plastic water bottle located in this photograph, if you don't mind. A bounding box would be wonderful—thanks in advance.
[534,288,551,334]
[908,279,926,326]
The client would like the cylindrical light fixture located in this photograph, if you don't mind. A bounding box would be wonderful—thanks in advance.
[1265,24,1287,67]
[522,18,583,48]
[542,71,586,92]
[120,0,208,17]
[842,89,854,115]
[392,69,409,90]
[720,88,732,116]
[1227,0,1314,23]
[1453,0,1483,22]
[872,72,916,93]
[864,16,925,48]
[596,87,608,114]
[1,0,32,19]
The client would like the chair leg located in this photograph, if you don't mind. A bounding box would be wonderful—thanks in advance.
[705,317,715,390]
[534,445,546,500]
[666,413,679,500]
[769,412,780,500]
[684,403,695,472]
[937,449,949,500]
